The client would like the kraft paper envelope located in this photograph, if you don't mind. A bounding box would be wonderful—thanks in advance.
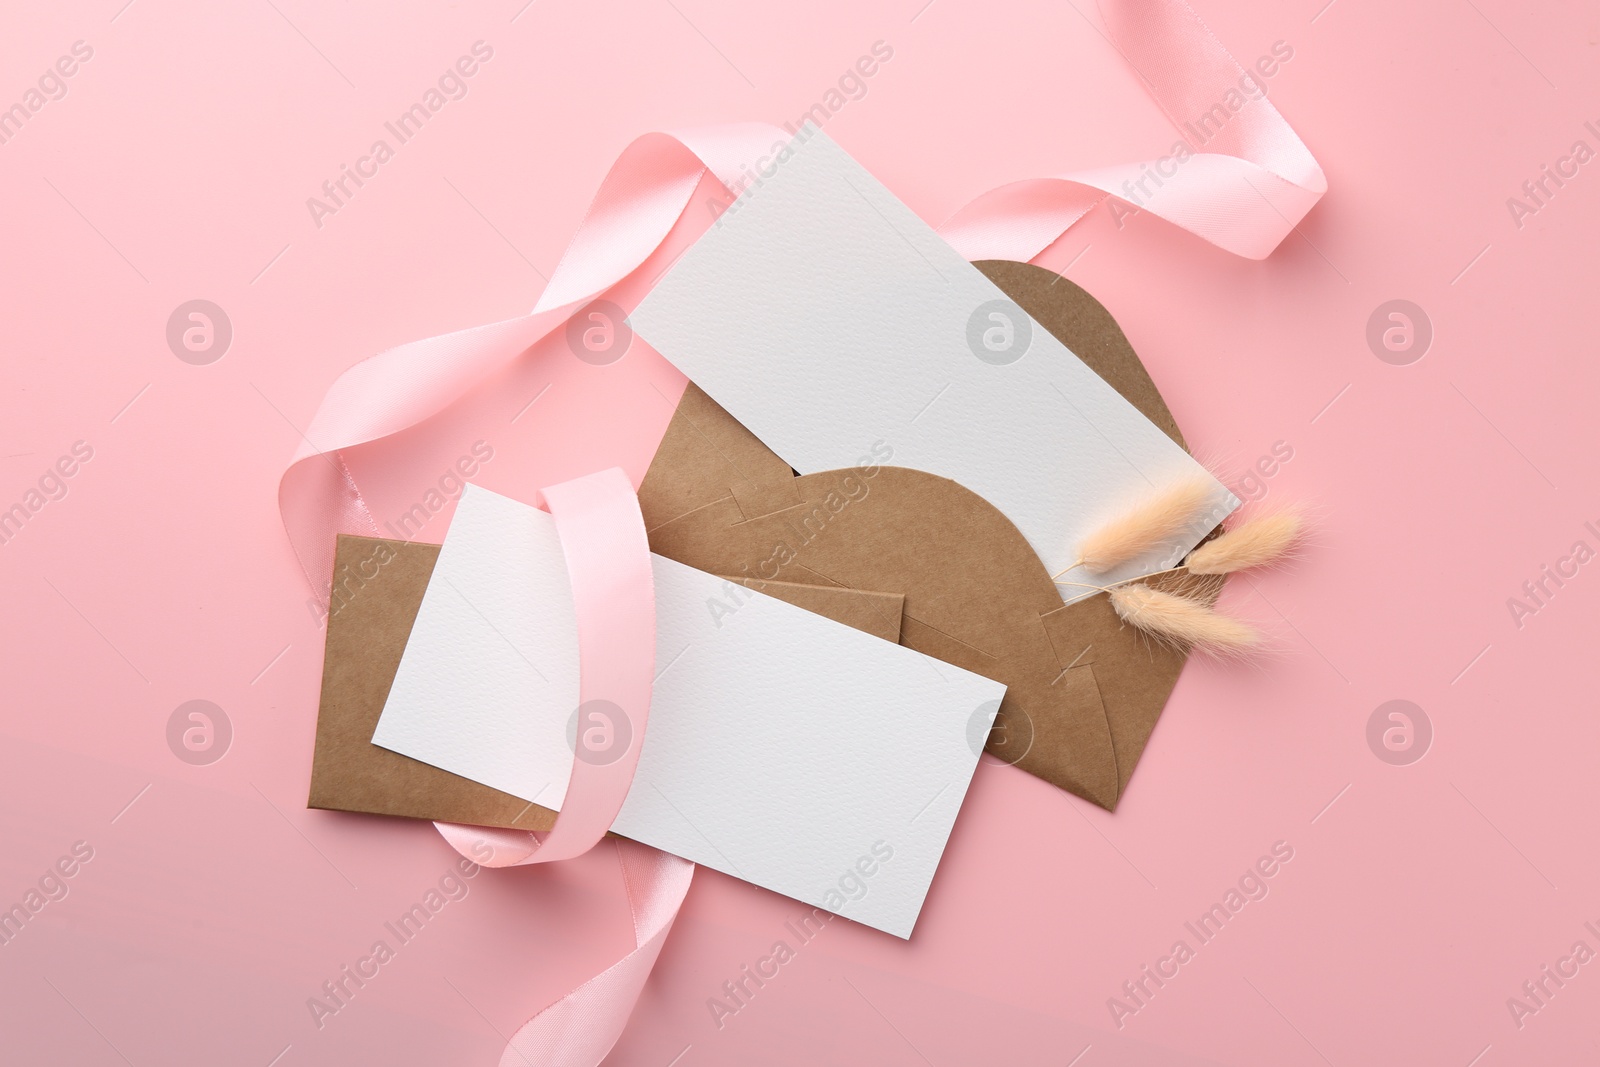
[308,536,905,832]
[307,263,1223,825]
[629,127,1238,592]
[636,261,1225,810]
[369,484,1005,938]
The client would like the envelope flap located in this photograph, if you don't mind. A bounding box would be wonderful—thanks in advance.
[639,378,797,524]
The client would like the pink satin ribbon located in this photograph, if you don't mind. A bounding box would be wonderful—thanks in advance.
[435,468,655,865]
[939,0,1324,260]
[278,2,1325,1063]
[430,469,688,1065]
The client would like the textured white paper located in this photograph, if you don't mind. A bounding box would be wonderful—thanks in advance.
[630,129,1238,592]
[373,485,1004,938]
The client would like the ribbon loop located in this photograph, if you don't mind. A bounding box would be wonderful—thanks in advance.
[435,467,655,866]
[535,468,657,862]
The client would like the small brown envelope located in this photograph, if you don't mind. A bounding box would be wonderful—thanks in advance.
[307,536,905,829]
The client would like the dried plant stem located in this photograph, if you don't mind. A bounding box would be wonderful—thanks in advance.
[1050,558,1086,581]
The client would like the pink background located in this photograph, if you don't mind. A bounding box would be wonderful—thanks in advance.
[2,0,1596,1063]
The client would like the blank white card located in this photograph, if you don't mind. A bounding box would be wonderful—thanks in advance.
[373,485,1005,938]
[631,128,1238,592]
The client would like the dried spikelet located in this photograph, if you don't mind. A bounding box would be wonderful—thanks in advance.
[1184,511,1303,575]
[1077,478,1214,573]
[1108,583,1259,656]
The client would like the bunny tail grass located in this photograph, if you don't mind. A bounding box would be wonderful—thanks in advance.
[1108,583,1259,655]
[1184,511,1304,575]
[1077,477,1214,573]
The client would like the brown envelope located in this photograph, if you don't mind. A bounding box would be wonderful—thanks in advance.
[635,261,1220,810]
[306,260,1215,822]
[306,535,905,828]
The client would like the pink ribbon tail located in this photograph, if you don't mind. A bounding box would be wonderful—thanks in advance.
[432,469,692,1066]
[501,840,692,1067]
[938,0,1325,261]
[431,831,693,1067]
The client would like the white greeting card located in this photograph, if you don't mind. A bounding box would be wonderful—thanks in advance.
[630,128,1237,592]
[372,484,1005,938]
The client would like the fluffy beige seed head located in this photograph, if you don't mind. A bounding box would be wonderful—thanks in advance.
[1108,583,1259,656]
[1185,511,1303,575]
[1077,478,1214,573]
